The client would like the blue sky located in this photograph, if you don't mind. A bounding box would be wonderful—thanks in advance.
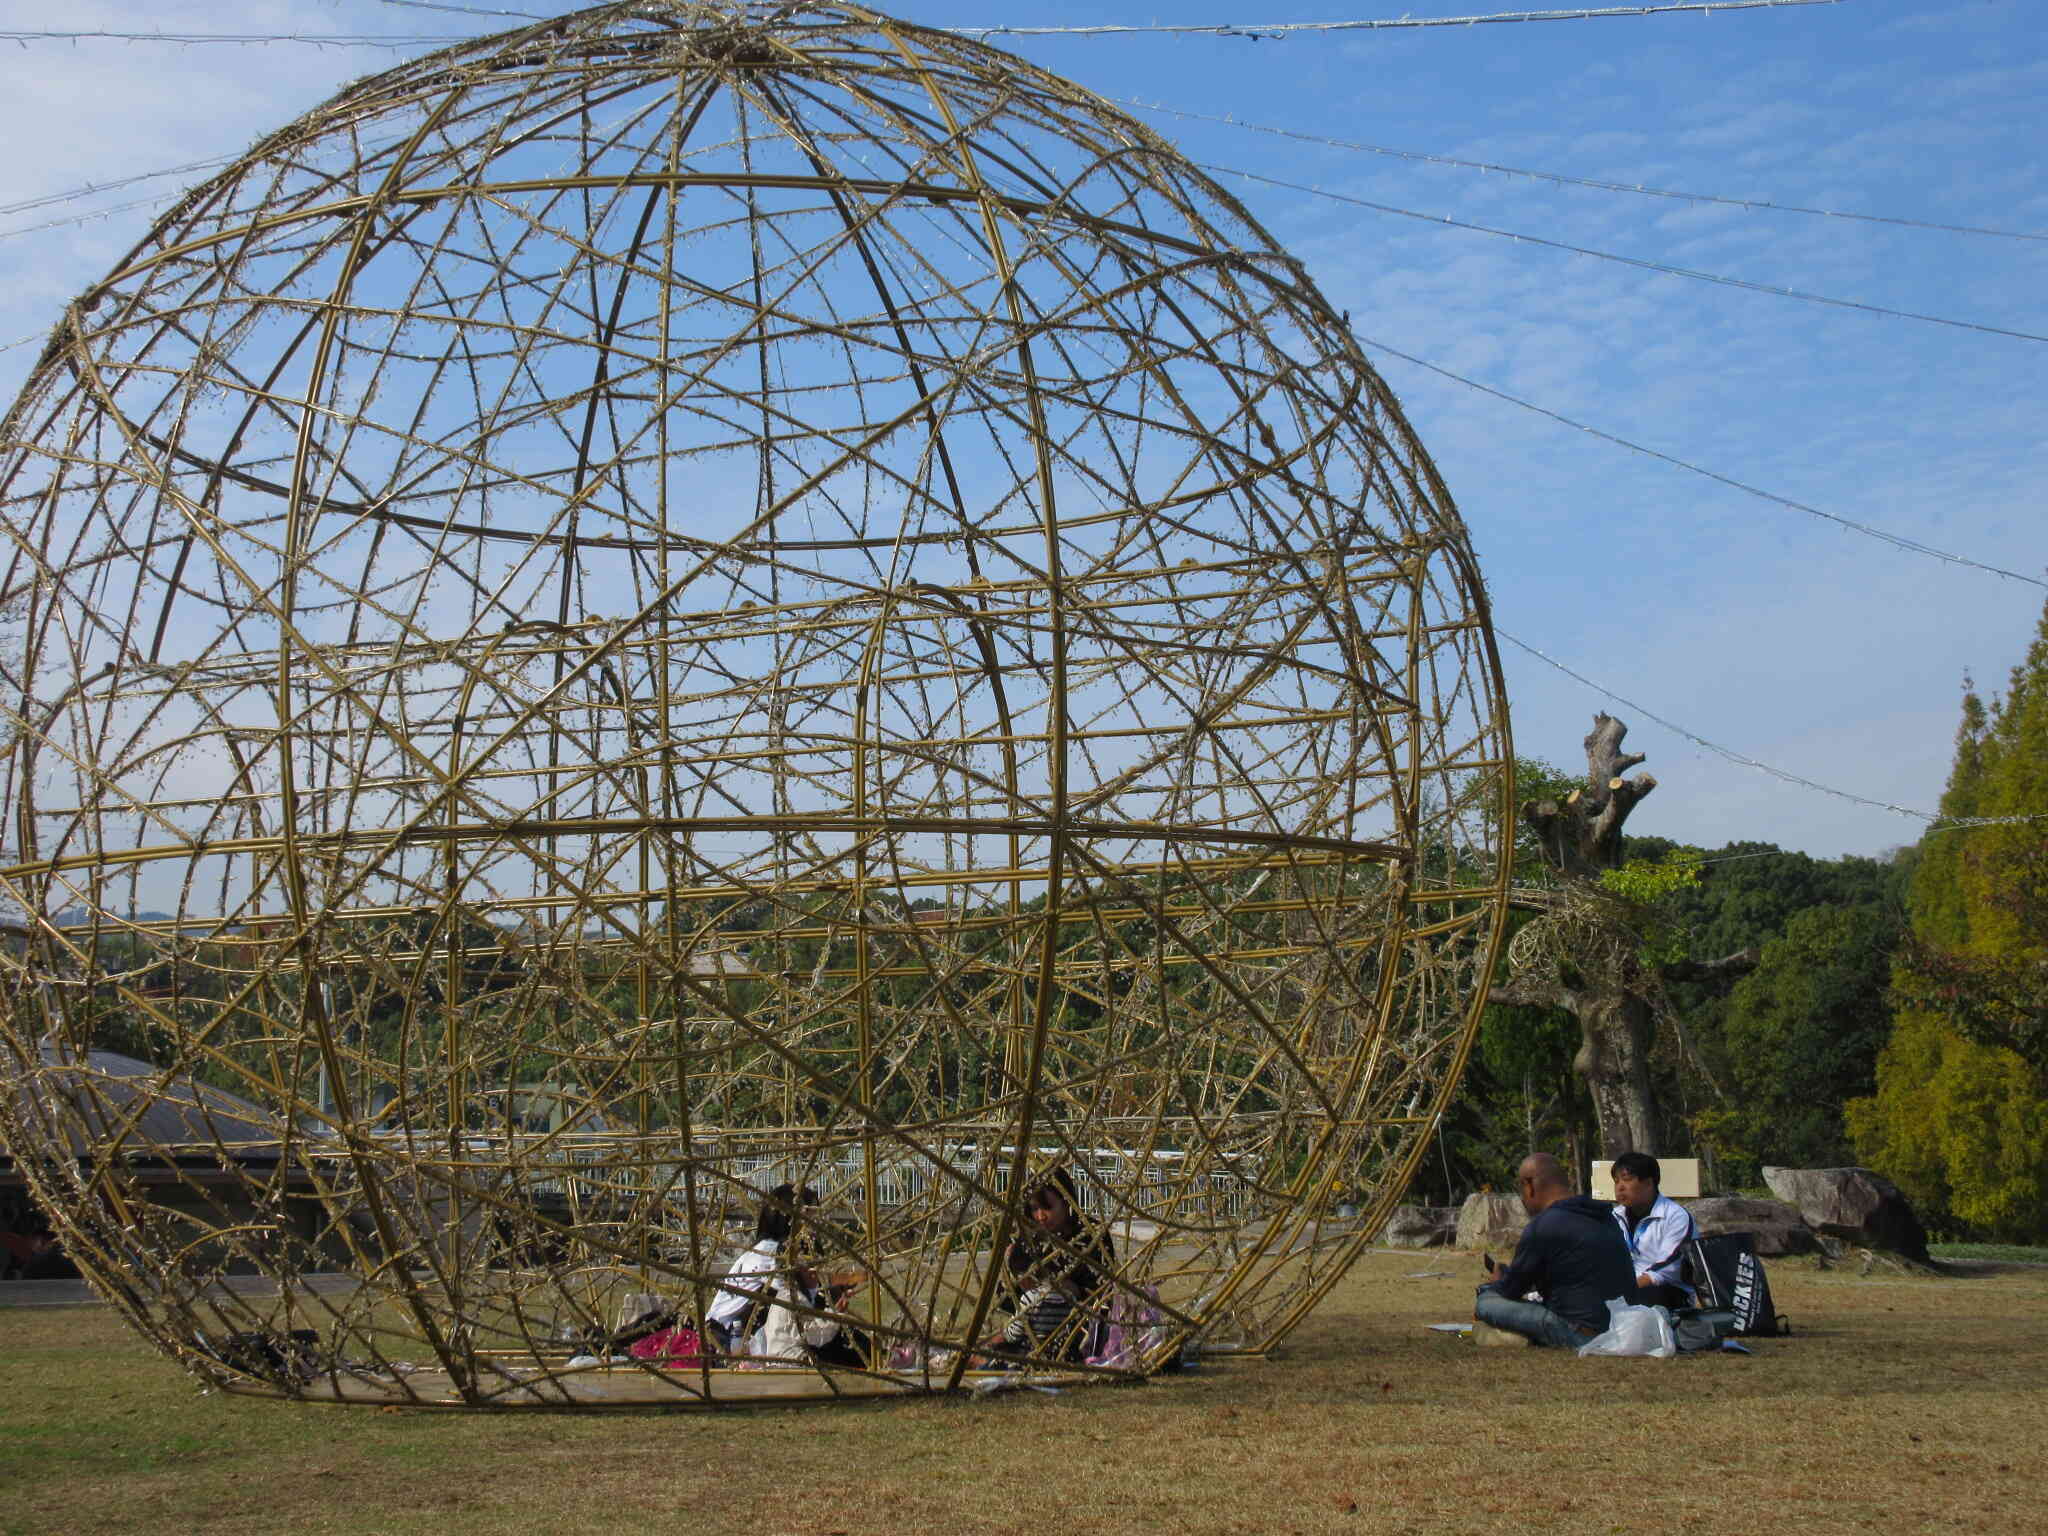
[1,0,2041,862]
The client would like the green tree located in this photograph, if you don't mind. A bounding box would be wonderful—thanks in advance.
[1852,599,2048,1239]
[1846,1012,2048,1236]
[1907,689,1988,949]
[1632,838,1907,1157]
[1705,902,1899,1182]
[1629,837,1906,966]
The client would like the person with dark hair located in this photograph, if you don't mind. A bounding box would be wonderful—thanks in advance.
[1609,1151,1697,1309]
[704,1182,815,1355]
[1473,1153,1634,1348]
[750,1262,866,1369]
[991,1168,1114,1361]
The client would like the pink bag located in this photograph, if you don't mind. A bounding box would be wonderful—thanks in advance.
[627,1324,704,1368]
[1086,1285,1164,1370]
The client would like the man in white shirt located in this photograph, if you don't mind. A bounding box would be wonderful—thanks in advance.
[1611,1151,1696,1309]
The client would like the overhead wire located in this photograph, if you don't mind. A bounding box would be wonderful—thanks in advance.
[15,125,2036,354]
[0,4,1880,245]
[1689,847,1832,866]
[1693,807,2048,860]
[0,30,476,47]
[373,0,545,17]
[0,154,242,222]
[955,0,1841,38]
[1357,337,2045,589]
[13,85,2029,257]
[1210,162,2048,345]
[1126,98,2048,243]
[0,0,1843,48]
[1496,630,2048,832]
[0,191,190,245]
[4,8,2022,577]
[6,0,2033,849]
[0,128,409,243]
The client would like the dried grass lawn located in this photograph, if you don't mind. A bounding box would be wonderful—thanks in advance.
[4,1249,2043,1536]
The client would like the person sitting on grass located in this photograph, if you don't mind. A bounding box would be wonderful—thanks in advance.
[704,1182,814,1356]
[990,1167,1114,1362]
[705,1183,868,1369]
[1610,1150,1697,1310]
[750,1260,867,1371]
[1473,1152,1634,1349]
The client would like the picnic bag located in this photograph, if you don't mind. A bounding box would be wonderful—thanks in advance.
[627,1323,704,1368]
[1085,1284,1167,1370]
[1670,1307,1739,1352]
[1683,1231,1787,1337]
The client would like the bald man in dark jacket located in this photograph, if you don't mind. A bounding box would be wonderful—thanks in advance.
[1473,1153,1635,1348]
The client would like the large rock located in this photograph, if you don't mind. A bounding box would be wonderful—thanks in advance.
[1455,1193,1529,1253]
[1382,1205,1459,1248]
[1683,1196,1820,1257]
[1763,1166,1930,1261]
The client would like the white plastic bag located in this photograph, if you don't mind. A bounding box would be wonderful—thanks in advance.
[1576,1297,1677,1358]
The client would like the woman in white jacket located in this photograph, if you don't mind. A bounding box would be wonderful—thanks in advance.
[707,1184,865,1368]
[704,1183,812,1355]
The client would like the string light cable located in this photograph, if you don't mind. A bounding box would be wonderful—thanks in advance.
[1210,162,2048,346]
[0,126,409,244]
[375,0,544,17]
[1125,98,2046,244]
[0,0,1845,47]
[0,8,1873,242]
[0,154,244,223]
[1356,336,2045,590]
[0,190,194,246]
[1497,628,2048,832]
[955,0,1842,39]
[0,28,476,46]
[13,79,2034,254]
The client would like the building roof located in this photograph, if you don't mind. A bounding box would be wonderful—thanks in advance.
[4,1040,284,1168]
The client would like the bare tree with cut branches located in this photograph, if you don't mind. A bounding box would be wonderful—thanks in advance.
[1491,715,1754,1158]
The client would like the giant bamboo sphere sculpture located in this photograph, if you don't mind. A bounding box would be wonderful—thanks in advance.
[0,2,1512,1406]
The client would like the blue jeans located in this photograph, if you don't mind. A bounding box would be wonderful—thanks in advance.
[1474,1286,1592,1350]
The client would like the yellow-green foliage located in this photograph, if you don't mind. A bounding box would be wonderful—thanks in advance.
[1597,846,1702,966]
[1907,690,1987,951]
[1848,1011,2048,1238]
[1597,846,1703,905]
[1853,598,2048,1239]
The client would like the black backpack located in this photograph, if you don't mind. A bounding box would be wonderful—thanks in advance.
[1684,1231,1788,1337]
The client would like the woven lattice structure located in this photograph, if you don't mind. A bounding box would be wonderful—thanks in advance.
[0,2,1511,1407]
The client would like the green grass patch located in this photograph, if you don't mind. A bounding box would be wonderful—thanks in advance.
[1930,1241,2048,1264]
[3,1251,2045,1534]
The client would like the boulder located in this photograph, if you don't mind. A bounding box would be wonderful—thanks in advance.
[1763,1167,1930,1261]
[1683,1196,1820,1257]
[1454,1193,1528,1253]
[1382,1204,1459,1248]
